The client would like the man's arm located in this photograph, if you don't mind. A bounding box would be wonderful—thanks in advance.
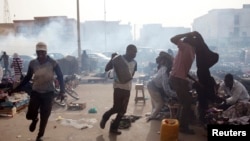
[170,32,195,45]
[54,64,65,94]
[131,62,137,77]
[225,85,243,105]
[193,31,207,47]
[10,65,33,94]
[105,53,117,72]
[105,60,113,72]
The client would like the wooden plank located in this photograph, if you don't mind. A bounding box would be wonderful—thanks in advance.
[0,107,16,117]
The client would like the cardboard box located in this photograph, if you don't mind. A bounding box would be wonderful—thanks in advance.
[68,102,86,111]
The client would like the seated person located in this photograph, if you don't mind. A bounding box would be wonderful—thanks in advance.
[217,73,250,110]
[146,51,176,121]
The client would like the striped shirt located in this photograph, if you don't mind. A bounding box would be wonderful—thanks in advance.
[11,57,23,75]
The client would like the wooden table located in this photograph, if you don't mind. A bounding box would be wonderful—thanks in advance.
[0,92,29,117]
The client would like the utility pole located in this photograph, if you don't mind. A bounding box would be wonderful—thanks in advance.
[134,24,136,41]
[104,0,107,52]
[4,0,11,23]
[77,0,82,72]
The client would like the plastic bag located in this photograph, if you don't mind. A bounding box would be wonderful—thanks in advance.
[107,69,114,79]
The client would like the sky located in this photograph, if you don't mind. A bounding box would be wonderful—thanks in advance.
[0,0,250,56]
[1,0,250,27]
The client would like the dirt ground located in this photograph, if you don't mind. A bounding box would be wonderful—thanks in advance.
[0,82,207,141]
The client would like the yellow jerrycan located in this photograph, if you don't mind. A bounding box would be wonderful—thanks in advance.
[160,119,179,141]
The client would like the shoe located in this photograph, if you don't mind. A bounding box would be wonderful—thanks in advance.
[36,136,43,141]
[29,118,39,132]
[100,118,107,129]
[179,127,195,135]
[109,129,122,135]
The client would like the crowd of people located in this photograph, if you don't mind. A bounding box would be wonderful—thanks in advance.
[0,51,23,86]
[1,31,250,140]
[98,31,250,136]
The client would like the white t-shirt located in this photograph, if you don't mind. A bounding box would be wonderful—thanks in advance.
[219,80,250,105]
[113,56,136,91]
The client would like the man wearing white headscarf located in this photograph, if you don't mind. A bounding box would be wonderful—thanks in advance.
[147,51,176,121]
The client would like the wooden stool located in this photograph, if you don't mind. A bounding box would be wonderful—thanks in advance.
[135,84,145,103]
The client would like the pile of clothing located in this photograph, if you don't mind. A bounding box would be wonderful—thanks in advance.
[205,101,250,125]
[112,115,141,129]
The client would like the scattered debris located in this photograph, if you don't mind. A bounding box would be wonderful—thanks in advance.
[59,118,97,129]
[55,116,64,121]
[88,107,97,113]
[68,103,86,111]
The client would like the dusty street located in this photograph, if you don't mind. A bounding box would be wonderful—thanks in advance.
[0,81,207,141]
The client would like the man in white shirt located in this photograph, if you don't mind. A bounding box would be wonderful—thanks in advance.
[146,51,176,121]
[218,73,250,110]
[100,44,137,135]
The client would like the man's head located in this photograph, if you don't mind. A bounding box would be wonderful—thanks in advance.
[13,53,18,58]
[125,44,137,61]
[224,73,234,89]
[36,42,47,51]
[156,51,173,64]
[36,42,47,61]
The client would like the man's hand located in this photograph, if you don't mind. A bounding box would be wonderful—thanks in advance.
[218,98,227,107]
[111,53,118,59]
[192,31,198,35]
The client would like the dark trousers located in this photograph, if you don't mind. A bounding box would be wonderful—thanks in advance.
[26,91,54,138]
[195,68,220,124]
[3,65,11,76]
[169,76,193,129]
[195,85,211,123]
[102,88,130,130]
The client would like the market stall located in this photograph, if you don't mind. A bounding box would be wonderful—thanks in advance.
[0,91,29,117]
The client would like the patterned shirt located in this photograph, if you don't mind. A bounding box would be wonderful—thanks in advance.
[11,57,23,75]
[152,65,176,97]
